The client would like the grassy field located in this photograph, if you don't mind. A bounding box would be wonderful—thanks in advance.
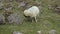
[0,0,60,34]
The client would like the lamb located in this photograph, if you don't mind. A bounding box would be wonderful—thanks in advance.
[23,6,40,23]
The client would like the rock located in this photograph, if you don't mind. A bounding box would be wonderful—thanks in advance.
[18,1,26,8]
[0,3,4,9]
[2,10,13,22]
[2,0,13,2]
[7,13,23,24]
[35,0,41,6]
[4,3,13,11]
[49,30,57,34]
[13,31,22,34]
[0,14,5,25]
[56,7,60,9]
[26,4,32,8]
[37,31,42,34]
[3,11,13,17]
[15,0,23,2]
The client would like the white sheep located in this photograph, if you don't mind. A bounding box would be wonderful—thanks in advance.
[24,6,40,22]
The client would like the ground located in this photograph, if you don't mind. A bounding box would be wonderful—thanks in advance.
[0,0,60,34]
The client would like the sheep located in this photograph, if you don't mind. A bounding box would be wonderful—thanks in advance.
[23,6,40,23]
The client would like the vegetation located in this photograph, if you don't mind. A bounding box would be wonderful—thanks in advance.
[0,0,60,34]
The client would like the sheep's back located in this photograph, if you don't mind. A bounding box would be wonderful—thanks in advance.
[28,6,40,16]
[28,6,39,12]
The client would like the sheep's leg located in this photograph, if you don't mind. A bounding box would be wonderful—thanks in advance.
[32,18,34,23]
[35,17,37,23]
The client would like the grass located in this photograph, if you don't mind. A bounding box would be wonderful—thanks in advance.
[0,0,60,34]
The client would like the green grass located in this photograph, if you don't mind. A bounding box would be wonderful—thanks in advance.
[0,0,60,34]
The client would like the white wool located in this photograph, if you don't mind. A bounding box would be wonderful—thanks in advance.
[24,6,40,17]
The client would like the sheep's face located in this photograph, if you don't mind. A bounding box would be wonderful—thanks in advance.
[24,14,32,21]
[24,10,31,16]
[24,14,30,18]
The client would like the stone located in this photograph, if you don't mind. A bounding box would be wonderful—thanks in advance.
[2,0,13,2]
[49,30,57,34]
[4,3,13,11]
[0,3,4,9]
[0,14,5,25]
[18,1,26,8]
[37,31,42,34]
[13,31,22,34]
[7,13,23,24]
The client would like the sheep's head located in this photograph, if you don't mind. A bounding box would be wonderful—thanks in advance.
[24,10,30,16]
